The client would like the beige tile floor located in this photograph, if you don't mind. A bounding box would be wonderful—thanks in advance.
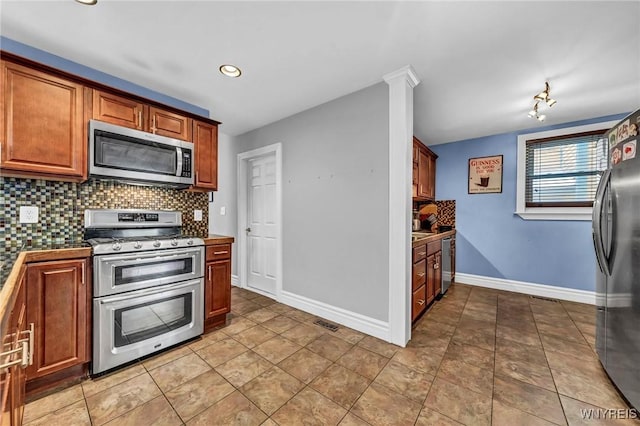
[23,283,638,425]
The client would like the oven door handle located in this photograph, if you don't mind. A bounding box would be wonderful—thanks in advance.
[98,248,203,264]
[98,280,200,304]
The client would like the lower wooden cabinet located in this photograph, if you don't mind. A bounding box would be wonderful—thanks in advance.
[25,259,90,384]
[411,237,446,323]
[204,244,232,331]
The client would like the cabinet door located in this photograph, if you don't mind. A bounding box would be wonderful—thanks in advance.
[412,285,426,321]
[26,260,88,380]
[192,120,218,190]
[92,89,144,130]
[1,61,85,179]
[205,259,231,319]
[417,149,431,199]
[434,251,442,296]
[426,254,435,305]
[148,106,192,141]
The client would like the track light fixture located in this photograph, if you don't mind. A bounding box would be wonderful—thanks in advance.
[528,81,556,121]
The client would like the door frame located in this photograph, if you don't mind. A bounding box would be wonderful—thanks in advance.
[237,143,283,299]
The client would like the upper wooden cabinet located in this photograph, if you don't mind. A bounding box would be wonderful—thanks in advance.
[413,137,437,201]
[1,53,219,186]
[92,89,144,130]
[149,106,192,141]
[92,90,192,141]
[0,60,86,180]
[191,120,218,191]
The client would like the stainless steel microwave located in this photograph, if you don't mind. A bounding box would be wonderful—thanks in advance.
[89,119,194,188]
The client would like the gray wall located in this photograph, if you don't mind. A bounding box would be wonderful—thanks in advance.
[229,82,390,321]
[209,131,239,277]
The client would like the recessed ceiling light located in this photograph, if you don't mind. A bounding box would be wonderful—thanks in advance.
[219,64,242,78]
[75,0,97,5]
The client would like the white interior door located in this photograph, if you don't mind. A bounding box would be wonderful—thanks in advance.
[246,153,277,295]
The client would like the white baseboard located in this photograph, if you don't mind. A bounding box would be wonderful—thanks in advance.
[231,275,239,286]
[455,273,596,305]
[279,290,390,342]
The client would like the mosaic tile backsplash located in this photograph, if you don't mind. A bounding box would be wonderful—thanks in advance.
[435,200,456,227]
[1,177,208,257]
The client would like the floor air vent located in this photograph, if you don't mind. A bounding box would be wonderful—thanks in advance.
[314,319,339,332]
[530,295,559,303]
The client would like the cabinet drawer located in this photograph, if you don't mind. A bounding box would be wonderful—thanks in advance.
[427,240,441,255]
[412,259,426,290]
[413,244,427,262]
[206,244,231,261]
[412,285,427,321]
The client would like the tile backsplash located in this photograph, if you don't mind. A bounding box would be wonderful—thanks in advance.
[435,200,456,227]
[2,177,208,256]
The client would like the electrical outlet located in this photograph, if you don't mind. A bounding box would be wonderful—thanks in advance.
[194,209,203,221]
[19,206,39,224]
[220,206,226,216]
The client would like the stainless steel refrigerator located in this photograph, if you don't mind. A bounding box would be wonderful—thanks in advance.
[593,108,640,410]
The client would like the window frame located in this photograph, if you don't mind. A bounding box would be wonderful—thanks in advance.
[516,120,618,221]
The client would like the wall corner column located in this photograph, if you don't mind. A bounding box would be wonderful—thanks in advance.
[384,65,420,346]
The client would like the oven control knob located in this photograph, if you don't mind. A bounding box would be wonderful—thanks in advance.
[153,240,161,248]
[112,242,122,251]
[187,238,194,246]
[133,241,142,249]
[171,238,178,247]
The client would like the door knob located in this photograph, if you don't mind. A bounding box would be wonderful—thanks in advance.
[245,227,251,233]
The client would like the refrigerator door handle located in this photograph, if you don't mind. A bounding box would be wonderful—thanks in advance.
[593,168,611,276]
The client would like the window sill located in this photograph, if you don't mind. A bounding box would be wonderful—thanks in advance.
[515,207,593,221]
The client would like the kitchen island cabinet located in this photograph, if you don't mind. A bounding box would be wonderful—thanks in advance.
[0,60,86,181]
[0,266,27,426]
[25,258,91,395]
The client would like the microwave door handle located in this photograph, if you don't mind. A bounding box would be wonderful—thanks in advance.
[176,147,183,177]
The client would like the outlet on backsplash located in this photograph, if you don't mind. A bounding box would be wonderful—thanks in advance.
[19,206,39,224]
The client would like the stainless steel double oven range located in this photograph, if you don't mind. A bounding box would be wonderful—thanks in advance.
[85,209,204,375]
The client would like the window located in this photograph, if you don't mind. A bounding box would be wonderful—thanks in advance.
[526,130,608,207]
[516,120,618,220]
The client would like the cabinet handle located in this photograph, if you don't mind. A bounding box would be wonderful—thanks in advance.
[213,251,228,255]
[151,116,157,133]
[208,265,212,282]
[138,110,142,128]
[418,251,426,256]
[417,299,425,306]
[0,337,29,369]
[434,263,439,270]
[417,272,425,277]
[18,323,34,366]
[81,262,86,285]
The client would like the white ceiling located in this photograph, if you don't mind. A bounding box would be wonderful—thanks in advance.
[1,1,639,145]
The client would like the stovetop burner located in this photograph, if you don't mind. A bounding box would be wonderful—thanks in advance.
[84,209,205,254]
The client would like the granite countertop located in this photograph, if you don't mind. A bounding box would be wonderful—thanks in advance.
[411,229,456,247]
[0,241,91,288]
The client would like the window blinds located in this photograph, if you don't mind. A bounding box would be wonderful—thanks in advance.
[525,130,608,207]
